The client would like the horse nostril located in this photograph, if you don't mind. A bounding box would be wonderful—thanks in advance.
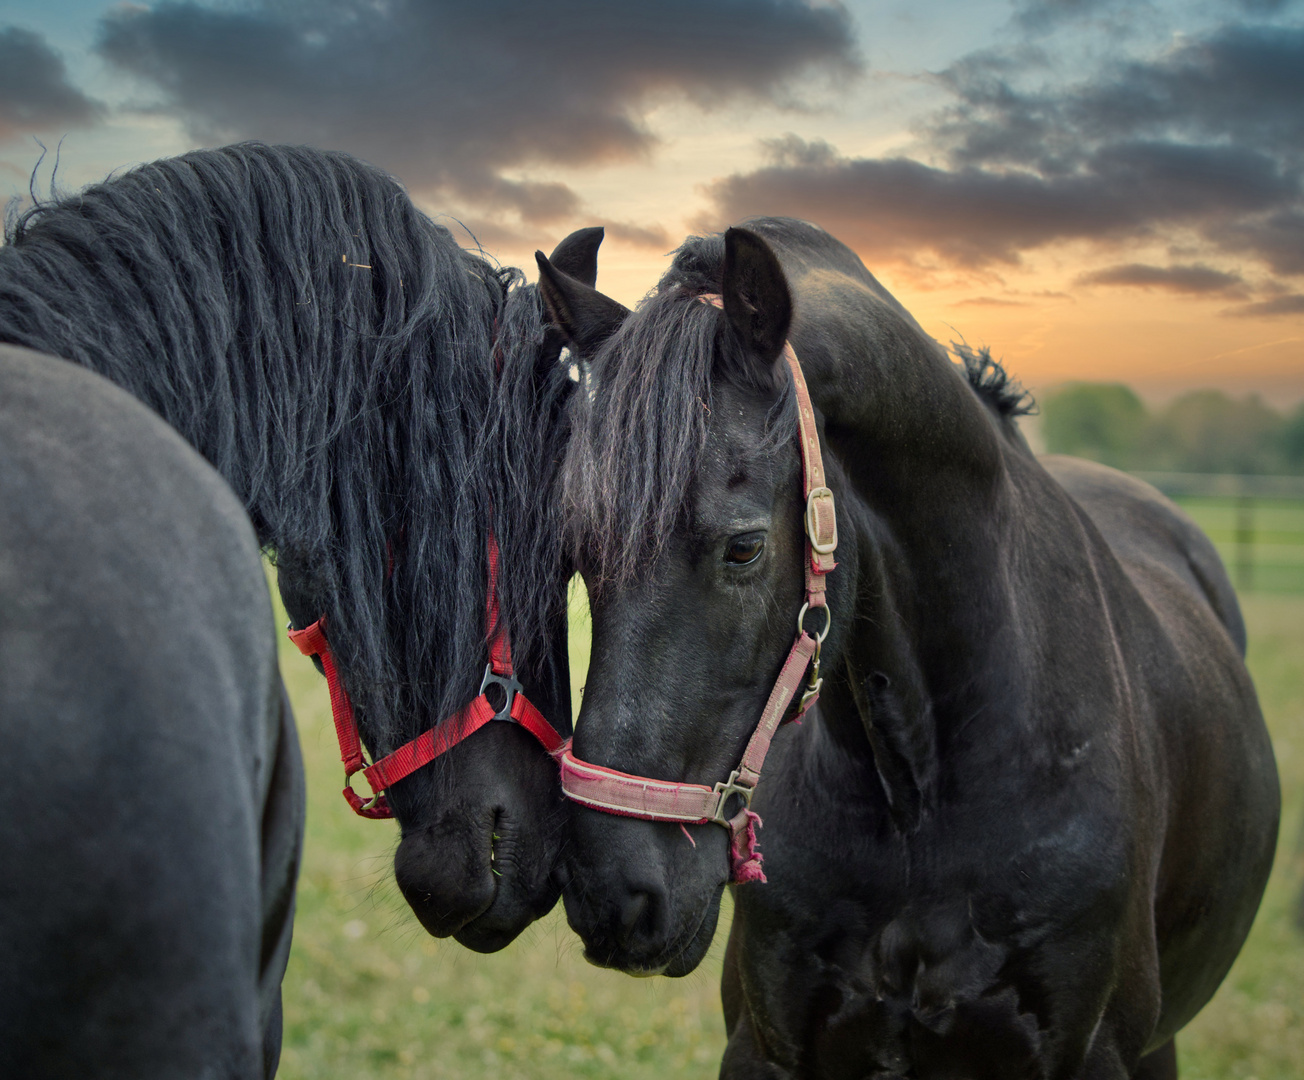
[618,887,664,947]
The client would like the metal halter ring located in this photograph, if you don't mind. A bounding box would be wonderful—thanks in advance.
[709,769,755,827]
[797,601,832,643]
[479,665,524,721]
[343,759,385,813]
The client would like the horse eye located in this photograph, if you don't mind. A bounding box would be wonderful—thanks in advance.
[724,535,765,566]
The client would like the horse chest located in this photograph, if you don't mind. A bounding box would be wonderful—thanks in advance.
[740,914,1047,1080]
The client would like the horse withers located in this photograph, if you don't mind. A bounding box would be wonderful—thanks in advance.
[544,219,1279,1078]
[0,345,301,1077]
[0,144,609,952]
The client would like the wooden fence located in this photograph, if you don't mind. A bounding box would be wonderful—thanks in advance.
[1132,473,1304,594]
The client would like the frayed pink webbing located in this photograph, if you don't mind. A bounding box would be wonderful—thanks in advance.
[729,809,766,883]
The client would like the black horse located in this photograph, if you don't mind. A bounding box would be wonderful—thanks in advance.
[541,218,1280,1078]
[0,145,595,967]
[1,342,301,1075]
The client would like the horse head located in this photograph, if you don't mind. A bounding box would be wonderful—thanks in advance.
[543,226,859,974]
[340,226,626,952]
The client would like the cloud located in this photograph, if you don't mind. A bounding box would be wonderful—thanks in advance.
[1011,0,1130,34]
[951,296,1031,307]
[1226,293,1304,316]
[700,135,1295,268]
[1211,209,1304,275]
[933,24,1304,170]
[603,221,672,249]
[701,22,1304,279]
[0,27,104,143]
[96,0,859,222]
[1076,263,1248,294]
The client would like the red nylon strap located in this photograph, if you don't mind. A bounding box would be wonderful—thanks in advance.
[559,298,836,883]
[287,618,392,818]
[288,528,562,819]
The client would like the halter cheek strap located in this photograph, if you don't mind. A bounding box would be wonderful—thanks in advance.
[288,533,563,819]
[559,303,836,883]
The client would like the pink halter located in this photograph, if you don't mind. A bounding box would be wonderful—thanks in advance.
[559,296,837,883]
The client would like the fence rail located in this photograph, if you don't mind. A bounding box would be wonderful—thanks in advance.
[1130,473,1304,593]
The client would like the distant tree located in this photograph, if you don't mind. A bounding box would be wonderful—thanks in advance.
[1040,384,1302,475]
[1282,402,1304,472]
[1040,383,1149,468]
[1153,391,1284,474]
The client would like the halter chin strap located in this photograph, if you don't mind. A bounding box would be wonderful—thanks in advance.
[559,297,836,883]
[288,533,563,819]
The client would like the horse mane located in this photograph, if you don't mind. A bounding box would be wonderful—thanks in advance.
[953,343,1035,422]
[0,142,565,744]
[562,234,794,589]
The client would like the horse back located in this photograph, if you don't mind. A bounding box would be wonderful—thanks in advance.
[1039,453,1278,1040]
[0,345,303,1078]
[1042,454,1246,655]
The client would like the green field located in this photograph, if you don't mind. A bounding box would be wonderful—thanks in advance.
[1174,497,1304,595]
[276,587,1304,1080]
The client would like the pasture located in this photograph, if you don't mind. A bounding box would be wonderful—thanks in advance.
[275,580,1304,1080]
[1174,496,1304,595]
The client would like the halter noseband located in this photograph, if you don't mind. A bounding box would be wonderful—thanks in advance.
[287,532,563,819]
[558,295,837,883]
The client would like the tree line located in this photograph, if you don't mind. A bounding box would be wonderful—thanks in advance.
[1038,384,1304,475]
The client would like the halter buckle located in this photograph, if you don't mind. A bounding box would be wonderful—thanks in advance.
[479,664,523,721]
[709,769,755,827]
[805,486,837,554]
[343,760,389,817]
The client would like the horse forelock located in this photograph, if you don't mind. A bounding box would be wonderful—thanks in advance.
[562,266,795,592]
[0,142,548,748]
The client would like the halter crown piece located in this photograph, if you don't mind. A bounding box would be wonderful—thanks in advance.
[558,294,837,883]
[287,532,563,819]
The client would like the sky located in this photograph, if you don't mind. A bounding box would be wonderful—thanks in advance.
[1,0,1302,405]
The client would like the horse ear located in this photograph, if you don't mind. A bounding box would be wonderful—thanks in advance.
[535,250,630,356]
[722,226,792,366]
[547,226,604,289]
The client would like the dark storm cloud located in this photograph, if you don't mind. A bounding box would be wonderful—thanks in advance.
[1011,0,1124,33]
[0,27,103,142]
[96,0,859,222]
[704,22,1304,285]
[1211,210,1304,276]
[933,23,1304,170]
[1076,263,1248,294]
[701,135,1296,268]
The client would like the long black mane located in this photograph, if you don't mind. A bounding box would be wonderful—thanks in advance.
[561,255,795,589]
[0,142,569,744]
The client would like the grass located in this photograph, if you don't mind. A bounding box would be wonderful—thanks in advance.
[275,585,1304,1080]
[1174,497,1304,594]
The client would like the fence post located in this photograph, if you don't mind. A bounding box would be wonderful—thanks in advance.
[1235,493,1255,593]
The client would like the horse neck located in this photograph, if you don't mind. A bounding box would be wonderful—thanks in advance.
[806,339,1038,829]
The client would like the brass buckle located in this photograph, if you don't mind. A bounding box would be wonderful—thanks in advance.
[805,486,837,554]
[710,770,755,827]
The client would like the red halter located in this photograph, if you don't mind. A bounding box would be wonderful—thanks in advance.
[558,297,837,883]
[288,533,563,819]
